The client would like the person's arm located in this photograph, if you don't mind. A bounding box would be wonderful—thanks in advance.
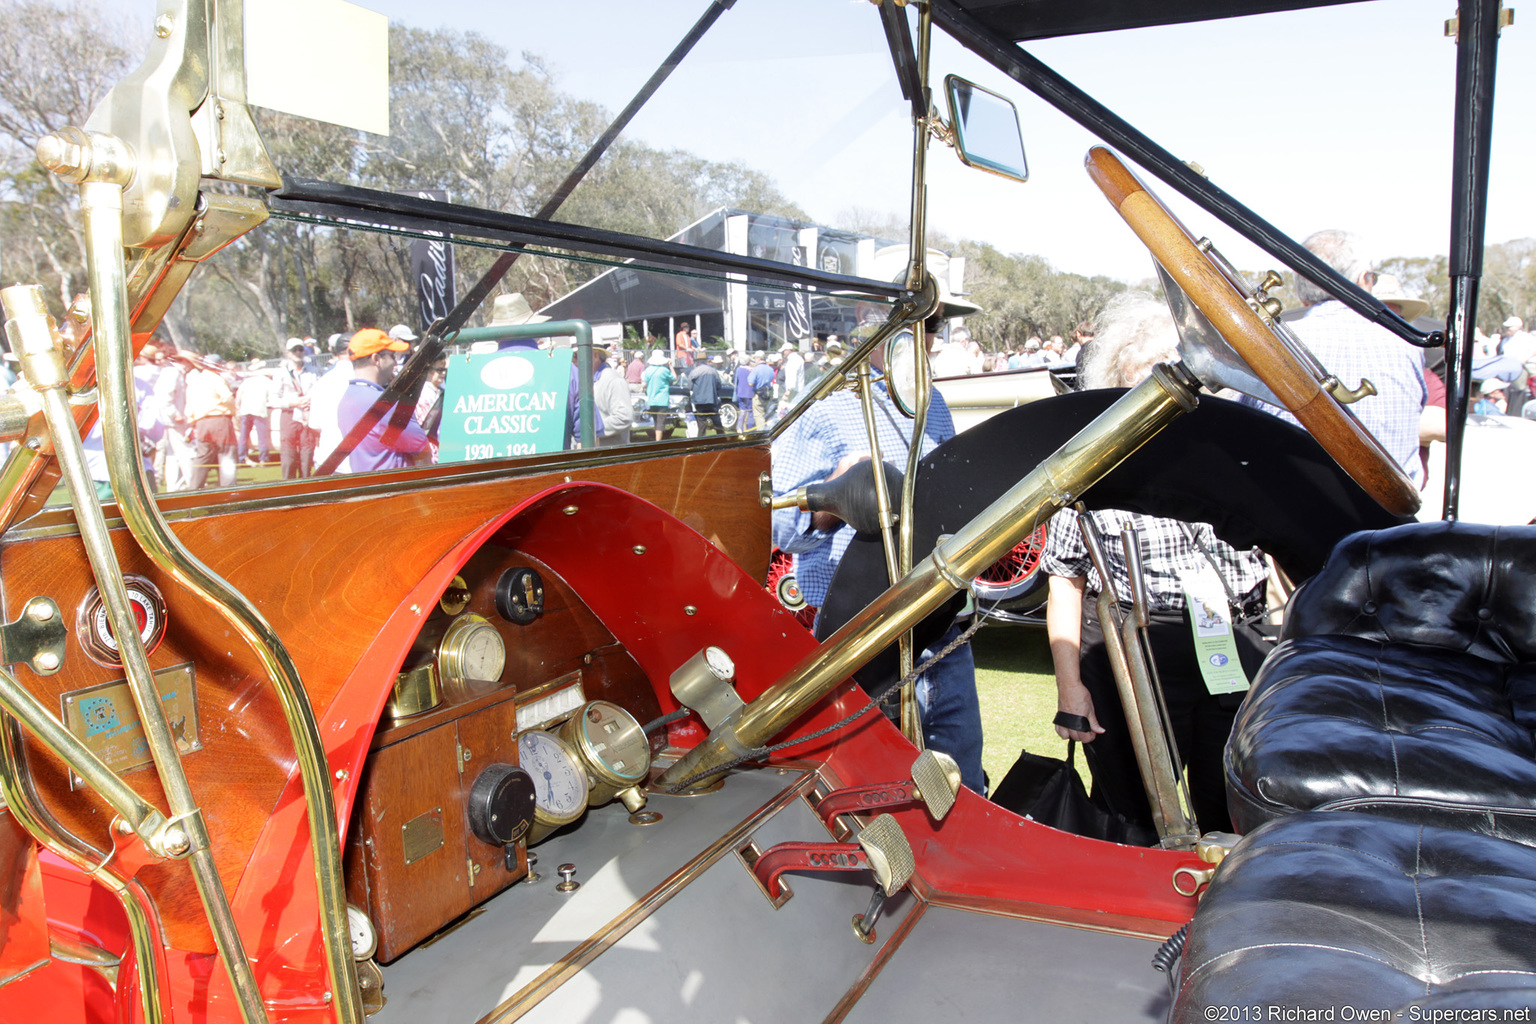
[1047,573,1105,743]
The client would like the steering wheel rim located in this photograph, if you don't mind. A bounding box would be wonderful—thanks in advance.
[1085,146,1420,517]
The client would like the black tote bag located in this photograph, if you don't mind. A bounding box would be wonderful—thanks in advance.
[991,741,1159,847]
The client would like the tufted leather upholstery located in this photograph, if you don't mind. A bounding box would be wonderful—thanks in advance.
[1225,521,1536,837]
[1170,812,1536,1022]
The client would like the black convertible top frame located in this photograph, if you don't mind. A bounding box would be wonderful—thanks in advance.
[931,0,1504,519]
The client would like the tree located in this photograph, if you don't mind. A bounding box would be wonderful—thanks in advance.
[0,0,134,307]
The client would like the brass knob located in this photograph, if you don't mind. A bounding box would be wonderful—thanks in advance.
[556,863,580,893]
[1258,269,1283,294]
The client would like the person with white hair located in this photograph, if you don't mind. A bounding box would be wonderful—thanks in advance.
[1244,229,1426,485]
[1042,292,1271,837]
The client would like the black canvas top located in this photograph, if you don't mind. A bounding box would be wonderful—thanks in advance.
[947,0,1367,41]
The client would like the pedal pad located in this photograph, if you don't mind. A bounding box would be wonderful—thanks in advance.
[814,750,962,826]
[856,813,914,896]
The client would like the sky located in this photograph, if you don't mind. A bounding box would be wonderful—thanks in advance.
[105,0,1534,285]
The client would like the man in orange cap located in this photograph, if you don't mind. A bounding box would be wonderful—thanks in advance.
[332,328,430,473]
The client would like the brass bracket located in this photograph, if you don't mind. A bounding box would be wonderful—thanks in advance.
[758,471,774,508]
[735,840,793,909]
[1322,375,1378,405]
[0,599,67,676]
[923,113,955,149]
[1446,6,1514,37]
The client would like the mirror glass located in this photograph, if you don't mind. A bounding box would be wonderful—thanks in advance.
[944,76,1028,183]
[885,329,919,417]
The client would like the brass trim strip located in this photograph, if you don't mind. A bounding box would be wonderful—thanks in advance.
[87,183,361,1022]
[0,713,166,1024]
[913,881,1181,941]
[479,769,821,1024]
[819,894,928,1024]
[5,427,766,543]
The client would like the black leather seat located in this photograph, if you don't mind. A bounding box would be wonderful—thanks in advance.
[1169,811,1536,1022]
[1225,521,1536,838]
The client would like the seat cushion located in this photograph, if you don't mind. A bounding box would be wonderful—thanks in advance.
[1170,812,1536,1023]
[1283,521,1536,663]
[1226,635,1536,833]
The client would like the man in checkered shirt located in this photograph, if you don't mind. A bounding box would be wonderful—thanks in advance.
[1044,292,1272,836]
[771,337,985,795]
[1242,229,1426,486]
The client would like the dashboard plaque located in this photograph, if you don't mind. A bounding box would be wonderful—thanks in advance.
[60,663,199,781]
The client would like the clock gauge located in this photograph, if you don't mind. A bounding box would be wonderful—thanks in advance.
[518,729,588,844]
[436,614,506,702]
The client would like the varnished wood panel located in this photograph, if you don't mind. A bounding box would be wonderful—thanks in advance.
[456,700,527,902]
[354,720,469,963]
[0,445,767,951]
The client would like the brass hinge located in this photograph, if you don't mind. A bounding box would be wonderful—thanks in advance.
[1446,5,1515,37]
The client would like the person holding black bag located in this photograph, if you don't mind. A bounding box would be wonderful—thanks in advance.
[1041,293,1272,837]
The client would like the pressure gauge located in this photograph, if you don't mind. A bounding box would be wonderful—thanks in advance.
[76,575,169,668]
[436,614,506,702]
[518,730,588,844]
[704,647,735,682]
[559,701,652,814]
[346,904,377,961]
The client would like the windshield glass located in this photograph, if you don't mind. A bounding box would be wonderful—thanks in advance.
[8,0,1534,509]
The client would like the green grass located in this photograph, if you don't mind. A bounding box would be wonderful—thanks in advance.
[971,622,1089,792]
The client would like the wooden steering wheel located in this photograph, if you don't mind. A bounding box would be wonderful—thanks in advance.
[1085,146,1421,517]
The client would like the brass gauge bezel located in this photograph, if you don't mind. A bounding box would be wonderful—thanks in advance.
[519,729,589,845]
[558,700,651,813]
[436,613,506,702]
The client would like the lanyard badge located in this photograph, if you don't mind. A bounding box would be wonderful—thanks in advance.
[1175,564,1250,696]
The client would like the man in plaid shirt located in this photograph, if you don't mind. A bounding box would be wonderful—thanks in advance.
[1045,293,1272,836]
[1242,229,1426,486]
[771,340,985,795]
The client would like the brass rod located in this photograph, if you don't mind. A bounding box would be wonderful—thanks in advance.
[31,301,269,1024]
[0,713,165,1024]
[897,0,938,747]
[770,309,915,440]
[855,362,902,587]
[659,364,1198,790]
[83,180,363,1022]
[1077,513,1196,845]
[0,665,168,838]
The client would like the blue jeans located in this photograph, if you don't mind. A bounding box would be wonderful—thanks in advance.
[914,626,985,795]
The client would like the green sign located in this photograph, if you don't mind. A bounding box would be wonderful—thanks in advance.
[438,350,572,462]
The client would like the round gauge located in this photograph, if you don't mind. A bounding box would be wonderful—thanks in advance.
[436,614,506,702]
[467,763,537,846]
[704,646,735,681]
[561,701,650,787]
[346,904,377,961]
[518,730,588,843]
[494,567,545,625]
[76,575,169,668]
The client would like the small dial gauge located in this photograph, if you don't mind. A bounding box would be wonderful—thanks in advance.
[563,701,650,786]
[437,614,506,702]
[346,904,377,961]
[704,646,735,681]
[519,730,588,829]
[76,575,169,668]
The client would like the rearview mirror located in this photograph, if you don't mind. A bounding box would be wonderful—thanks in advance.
[945,76,1028,183]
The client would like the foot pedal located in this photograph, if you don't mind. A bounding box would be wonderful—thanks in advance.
[750,813,914,900]
[815,750,962,826]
